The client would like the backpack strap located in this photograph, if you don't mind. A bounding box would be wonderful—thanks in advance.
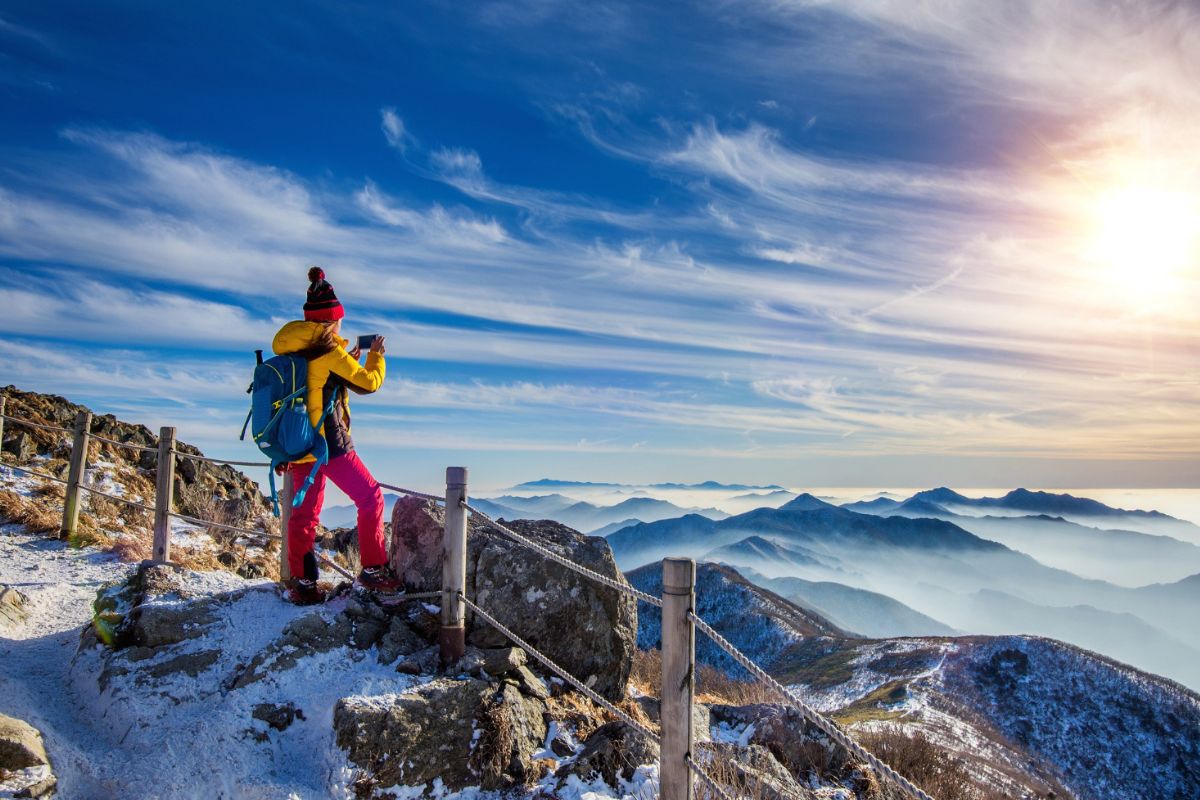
[268,462,282,517]
[239,408,253,442]
[291,385,342,509]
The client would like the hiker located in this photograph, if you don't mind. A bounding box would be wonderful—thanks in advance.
[272,267,402,605]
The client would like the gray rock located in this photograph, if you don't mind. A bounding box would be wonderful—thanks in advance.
[468,519,637,701]
[394,644,440,675]
[482,646,527,675]
[376,618,427,665]
[0,584,29,629]
[707,742,817,800]
[252,703,305,732]
[389,502,637,701]
[2,431,36,462]
[334,677,548,792]
[555,720,660,787]
[710,704,847,780]
[451,646,528,678]
[142,648,221,679]
[228,612,354,690]
[513,665,550,700]
[0,714,49,771]
[128,602,219,648]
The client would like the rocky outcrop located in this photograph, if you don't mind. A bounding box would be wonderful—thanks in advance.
[334,677,549,793]
[555,720,660,787]
[707,703,909,799]
[389,495,444,590]
[0,713,56,798]
[0,386,268,522]
[389,497,637,701]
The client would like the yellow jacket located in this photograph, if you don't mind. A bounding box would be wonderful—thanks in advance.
[271,320,386,462]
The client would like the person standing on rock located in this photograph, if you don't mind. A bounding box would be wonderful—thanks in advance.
[272,267,403,605]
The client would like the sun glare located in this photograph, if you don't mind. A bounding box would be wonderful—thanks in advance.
[1088,185,1199,299]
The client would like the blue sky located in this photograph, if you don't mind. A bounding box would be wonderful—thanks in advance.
[1,1,1198,493]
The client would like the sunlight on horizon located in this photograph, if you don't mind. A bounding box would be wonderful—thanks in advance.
[1088,183,1199,305]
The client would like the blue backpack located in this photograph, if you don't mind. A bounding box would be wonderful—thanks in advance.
[240,353,339,515]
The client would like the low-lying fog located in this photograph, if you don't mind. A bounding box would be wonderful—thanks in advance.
[486,482,1200,690]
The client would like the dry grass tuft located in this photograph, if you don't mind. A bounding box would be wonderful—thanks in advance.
[858,725,1002,800]
[32,481,64,500]
[630,648,778,706]
[0,489,61,534]
[546,687,658,743]
[471,696,516,786]
[109,533,152,562]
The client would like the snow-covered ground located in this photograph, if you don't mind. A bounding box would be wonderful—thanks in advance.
[0,522,137,796]
[0,508,662,800]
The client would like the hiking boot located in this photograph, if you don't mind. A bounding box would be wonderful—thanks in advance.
[284,578,327,606]
[355,565,404,596]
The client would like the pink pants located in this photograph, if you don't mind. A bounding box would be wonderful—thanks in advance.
[287,451,387,579]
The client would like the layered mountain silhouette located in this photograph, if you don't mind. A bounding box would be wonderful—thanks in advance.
[608,499,1200,688]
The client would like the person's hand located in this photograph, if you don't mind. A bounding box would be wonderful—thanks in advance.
[348,344,362,360]
[369,336,387,356]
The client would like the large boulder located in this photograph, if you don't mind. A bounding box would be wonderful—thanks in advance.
[0,713,56,798]
[390,500,638,701]
[389,495,444,590]
[334,677,549,793]
[0,584,29,629]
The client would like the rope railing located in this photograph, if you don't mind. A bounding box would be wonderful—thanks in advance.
[460,592,662,746]
[378,482,446,505]
[171,450,271,469]
[0,413,72,435]
[0,460,71,486]
[165,510,354,581]
[463,501,663,608]
[685,755,738,800]
[78,484,158,515]
[688,610,934,800]
[89,433,158,454]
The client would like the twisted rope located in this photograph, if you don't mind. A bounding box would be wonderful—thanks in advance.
[461,593,661,745]
[686,755,739,800]
[0,460,70,486]
[377,482,445,504]
[1,415,72,434]
[171,450,271,468]
[169,511,354,580]
[89,433,158,454]
[688,611,934,800]
[78,484,157,514]
[462,502,663,608]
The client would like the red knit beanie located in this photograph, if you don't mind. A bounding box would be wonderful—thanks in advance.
[303,266,345,321]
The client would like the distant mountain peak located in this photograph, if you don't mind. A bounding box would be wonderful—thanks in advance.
[910,487,971,504]
[779,492,838,511]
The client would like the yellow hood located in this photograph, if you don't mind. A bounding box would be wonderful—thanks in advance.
[272,320,349,355]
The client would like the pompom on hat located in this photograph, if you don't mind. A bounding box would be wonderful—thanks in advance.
[303,266,345,321]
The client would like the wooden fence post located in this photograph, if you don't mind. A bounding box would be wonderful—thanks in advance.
[279,470,294,581]
[152,426,176,563]
[61,410,92,541]
[661,557,697,800]
[440,466,468,667]
[0,396,6,446]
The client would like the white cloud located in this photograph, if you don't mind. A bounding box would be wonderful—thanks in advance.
[380,107,417,153]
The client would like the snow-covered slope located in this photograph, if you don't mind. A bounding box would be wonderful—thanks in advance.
[628,562,849,675]
[630,559,1200,800]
